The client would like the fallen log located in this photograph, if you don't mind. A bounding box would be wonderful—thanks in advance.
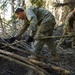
[0,38,70,75]
[0,54,46,75]
[29,59,70,75]
[0,40,58,66]
[0,49,49,75]
[0,49,70,75]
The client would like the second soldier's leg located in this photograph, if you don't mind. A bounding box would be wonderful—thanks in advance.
[57,36,67,47]
[72,37,75,48]
[57,29,67,47]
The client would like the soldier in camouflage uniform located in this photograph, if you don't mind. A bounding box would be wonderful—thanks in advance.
[57,9,75,48]
[9,7,59,61]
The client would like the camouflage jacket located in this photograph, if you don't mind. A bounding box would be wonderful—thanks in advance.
[15,6,54,38]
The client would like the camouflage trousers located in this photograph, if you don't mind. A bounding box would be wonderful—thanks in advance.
[32,37,57,55]
[31,13,57,55]
[57,30,75,47]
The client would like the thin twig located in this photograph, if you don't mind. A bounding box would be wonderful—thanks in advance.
[34,35,75,40]
[3,40,26,47]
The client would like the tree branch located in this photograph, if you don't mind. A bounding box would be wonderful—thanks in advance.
[0,49,49,75]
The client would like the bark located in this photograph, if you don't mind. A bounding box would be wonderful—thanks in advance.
[11,0,16,35]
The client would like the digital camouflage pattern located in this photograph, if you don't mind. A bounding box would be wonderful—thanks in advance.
[15,6,57,55]
[57,11,75,47]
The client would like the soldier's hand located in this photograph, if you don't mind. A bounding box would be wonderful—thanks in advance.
[8,37,16,43]
[4,37,16,44]
[27,36,34,43]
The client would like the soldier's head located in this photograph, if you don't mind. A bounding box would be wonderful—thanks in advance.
[15,8,25,20]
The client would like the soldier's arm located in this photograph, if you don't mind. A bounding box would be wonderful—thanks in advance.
[67,11,74,23]
[26,8,38,32]
[14,20,29,38]
[65,11,74,28]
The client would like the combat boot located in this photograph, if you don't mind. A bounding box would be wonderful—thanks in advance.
[51,54,59,62]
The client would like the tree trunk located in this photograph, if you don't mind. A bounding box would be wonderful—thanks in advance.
[11,0,16,35]
[22,0,26,9]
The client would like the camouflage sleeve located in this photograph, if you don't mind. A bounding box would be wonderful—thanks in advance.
[64,11,74,29]
[14,20,29,38]
[26,8,38,32]
[66,11,74,25]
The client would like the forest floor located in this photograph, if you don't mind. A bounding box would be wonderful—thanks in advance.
[0,25,75,75]
[0,45,75,75]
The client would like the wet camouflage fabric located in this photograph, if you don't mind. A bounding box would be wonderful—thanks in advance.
[15,6,57,55]
[57,11,75,47]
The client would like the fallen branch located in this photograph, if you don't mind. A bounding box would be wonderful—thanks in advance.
[2,40,26,47]
[0,54,46,75]
[50,65,70,75]
[2,35,75,47]
[1,42,59,66]
[29,59,70,75]
[1,42,43,58]
[0,49,70,75]
[34,35,75,40]
[0,49,49,75]
[29,59,46,68]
